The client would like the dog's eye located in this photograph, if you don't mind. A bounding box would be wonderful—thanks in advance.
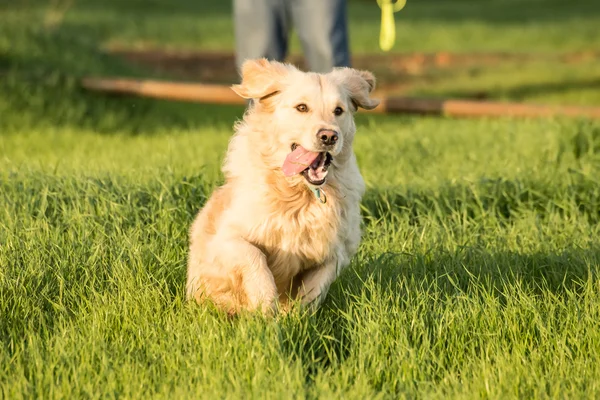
[334,107,344,116]
[295,104,309,113]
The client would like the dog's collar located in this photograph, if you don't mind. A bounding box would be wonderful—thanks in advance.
[309,186,327,204]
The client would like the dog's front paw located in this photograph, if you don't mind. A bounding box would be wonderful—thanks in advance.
[245,286,278,316]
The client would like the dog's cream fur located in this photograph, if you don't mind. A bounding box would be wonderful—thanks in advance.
[186,59,379,314]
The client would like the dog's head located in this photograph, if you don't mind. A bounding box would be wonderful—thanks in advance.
[232,58,379,187]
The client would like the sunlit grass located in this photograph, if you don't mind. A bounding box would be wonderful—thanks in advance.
[2,0,600,398]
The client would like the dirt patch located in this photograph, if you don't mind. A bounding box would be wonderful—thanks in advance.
[105,46,600,96]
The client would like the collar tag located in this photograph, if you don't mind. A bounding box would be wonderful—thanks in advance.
[310,187,327,204]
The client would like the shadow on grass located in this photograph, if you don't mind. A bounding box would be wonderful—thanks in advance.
[1,19,244,134]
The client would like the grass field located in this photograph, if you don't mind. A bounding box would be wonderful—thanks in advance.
[2,0,600,398]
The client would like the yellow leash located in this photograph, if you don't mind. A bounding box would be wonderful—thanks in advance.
[377,0,407,51]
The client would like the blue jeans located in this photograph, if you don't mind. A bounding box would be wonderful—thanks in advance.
[233,0,351,73]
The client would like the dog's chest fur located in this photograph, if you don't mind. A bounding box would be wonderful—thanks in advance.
[244,183,348,292]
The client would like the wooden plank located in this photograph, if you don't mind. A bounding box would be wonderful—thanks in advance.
[81,78,246,105]
[82,77,600,119]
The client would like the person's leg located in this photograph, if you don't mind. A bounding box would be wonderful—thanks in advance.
[233,0,290,69]
[289,0,350,73]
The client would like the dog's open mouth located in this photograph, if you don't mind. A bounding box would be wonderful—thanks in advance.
[301,151,332,186]
[282,143,332,186]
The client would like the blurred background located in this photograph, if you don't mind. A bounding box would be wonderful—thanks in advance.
[1,0,599,134]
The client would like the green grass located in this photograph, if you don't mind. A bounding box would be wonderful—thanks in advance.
[2,0,600,398]
[6,0,598,53]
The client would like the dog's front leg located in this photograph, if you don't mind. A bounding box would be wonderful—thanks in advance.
[189,237,278,315]
[222,238,279,314]
[296,260,339,308]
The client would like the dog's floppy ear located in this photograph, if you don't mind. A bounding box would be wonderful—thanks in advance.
[332,68,380,111]
[231,58,292,100]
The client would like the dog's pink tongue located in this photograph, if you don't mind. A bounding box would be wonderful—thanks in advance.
[282,146,320,177]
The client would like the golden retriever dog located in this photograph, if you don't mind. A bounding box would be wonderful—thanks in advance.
[186,58,379,314]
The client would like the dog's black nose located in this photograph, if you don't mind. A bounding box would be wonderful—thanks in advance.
[318,129,338,146]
